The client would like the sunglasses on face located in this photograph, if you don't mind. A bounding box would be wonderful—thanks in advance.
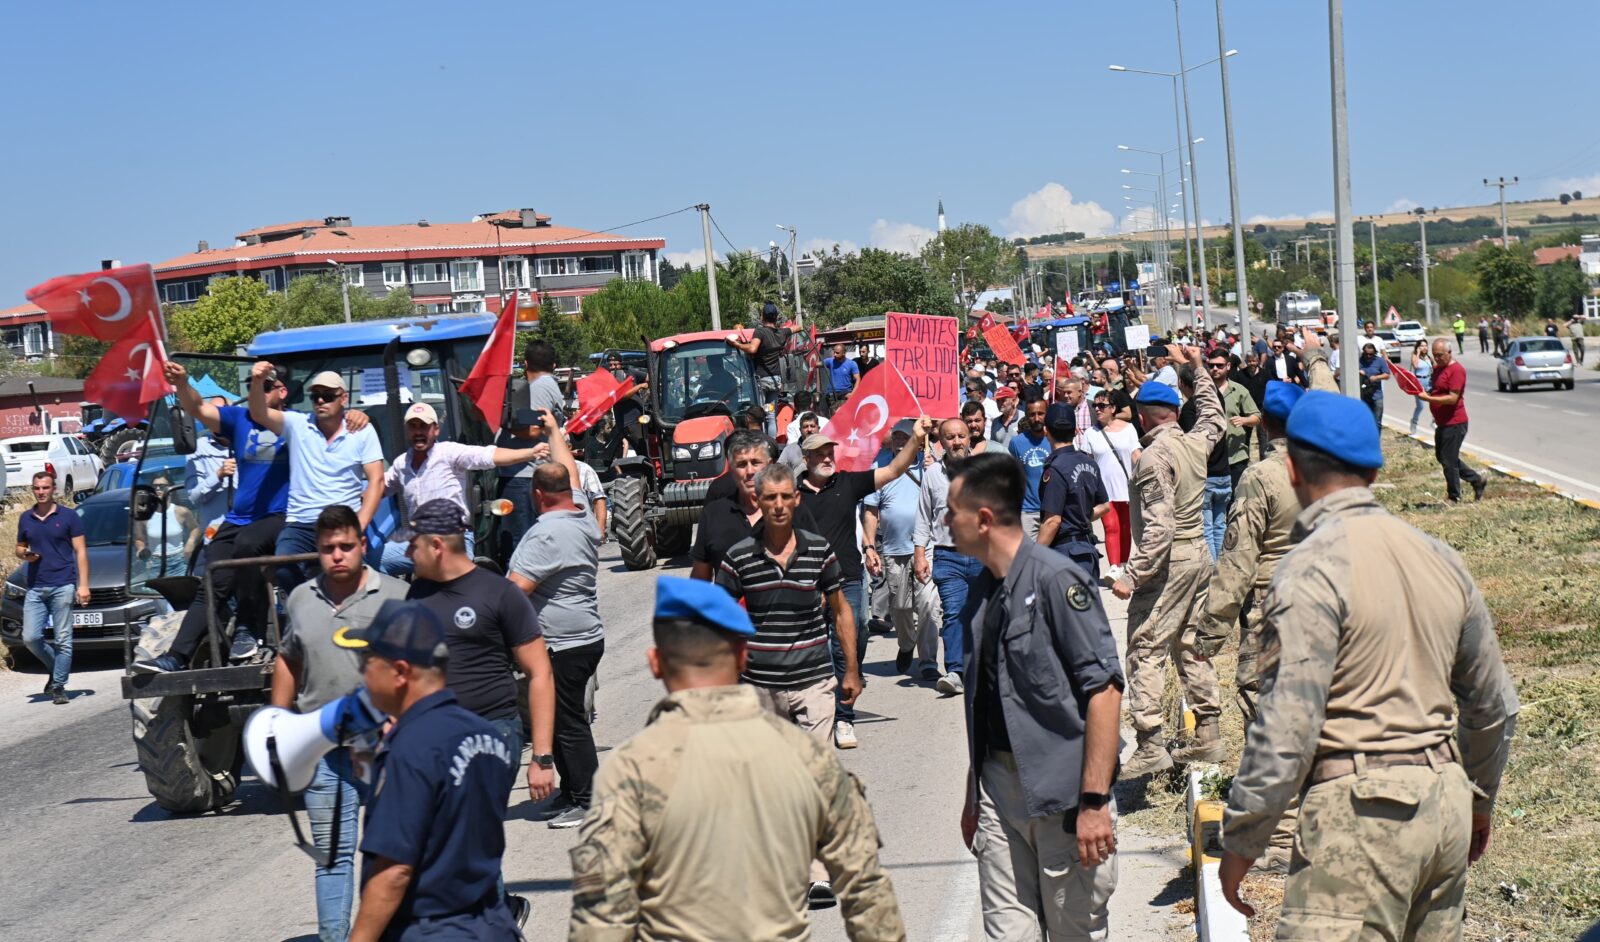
[309,390,342,404]
[1093,401,1112,409]
[261,380,282,392]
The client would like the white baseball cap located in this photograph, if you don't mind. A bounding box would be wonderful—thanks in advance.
[307,370,347,392]
[405,402,439,425]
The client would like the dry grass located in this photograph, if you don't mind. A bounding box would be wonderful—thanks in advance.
[0,498,20,672]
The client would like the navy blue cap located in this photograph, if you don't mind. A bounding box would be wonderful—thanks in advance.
[1044,402,1077,433]
[390,498,467,543]
[1262,380,1303,420]
[1135,381,1181,408]
[332,600,450,667]
[654,577,754,636]
[1286,390,1384,469]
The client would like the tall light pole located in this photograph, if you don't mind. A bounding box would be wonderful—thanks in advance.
[1366,216,1381,326]
[1215,0,1249,343]
[1172,0,1210,326]
[325,258,351,323]
[776,224,803,327]
[696,204,721,330]
[1120,144,1184,331]
[1416,207,1433,326]
[1483,175,1519,247]
[1327,0,1359,398]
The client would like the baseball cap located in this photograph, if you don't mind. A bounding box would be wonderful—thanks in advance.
[993,386,1017,400]
[332,600,450,667]
[405,402,439,425]
[1044,402,1077,434]
[654,577,754,636]
[800,433,838,451]
[890,418,917,438]
[390,498,468,543]
[307,371,346,392]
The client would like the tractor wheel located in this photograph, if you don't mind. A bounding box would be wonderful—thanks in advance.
[100,428,142,464]
[655,523,692,558]
[130,694,243,815]
[611,476,657,571]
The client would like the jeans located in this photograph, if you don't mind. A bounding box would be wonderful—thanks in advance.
[1367,396,1384,430]
[304,751,362,942]
[1478,331,1489,353]
[379,530,473,577]
[932,549,984,676]
[172,514,284,663]
[1409,396,1427,434]
[1202,475,1232,560]
[829,578,867,723]
[274,522,321,597]
[22,584,76,689]
[1433,422,1484,502]
[550,638,604,807]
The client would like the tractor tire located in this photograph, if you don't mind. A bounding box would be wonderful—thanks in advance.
[100,428,142,464]
[655,522,692,558]
[130,694,242,815]
[611,476,657,571]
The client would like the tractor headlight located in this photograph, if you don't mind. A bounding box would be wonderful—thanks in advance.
[671,446,693,461]
[696,442,722,460]
[3,582,24,600]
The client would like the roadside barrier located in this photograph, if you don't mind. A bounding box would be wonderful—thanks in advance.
[1186,769,1249,942]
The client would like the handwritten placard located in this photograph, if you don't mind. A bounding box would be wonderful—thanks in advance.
[885,312,960,418]
[1124,324,1150,351]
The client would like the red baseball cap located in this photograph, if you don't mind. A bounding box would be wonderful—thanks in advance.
[993,386,1018,400]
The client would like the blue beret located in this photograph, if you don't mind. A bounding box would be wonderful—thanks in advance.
[1135,381,1181,408]
[1262,380,1303,420]
[1285,391,1384,469]
[654,576,755,636]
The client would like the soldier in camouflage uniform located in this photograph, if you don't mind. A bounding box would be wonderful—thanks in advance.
[1219,391,1519,939]
[1110,344,1226,774]
[568,577,905,942]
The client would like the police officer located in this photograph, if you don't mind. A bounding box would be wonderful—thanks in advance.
[1218,391,1519,937]
[950,452,1125,940]
[568,577,906,941]
[335,602,523,942]
[1034,402,1110,581]
[1111,343,1226,773]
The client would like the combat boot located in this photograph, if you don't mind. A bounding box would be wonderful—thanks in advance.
[1171,717,1228,764]
[1123,729,1174,777]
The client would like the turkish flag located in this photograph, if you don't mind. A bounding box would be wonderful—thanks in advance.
[85,314,172,422]
[1391,363,1425,396]
[460,289,518,433]
[980,312,1027,365]
[818,361,923,472]
[566,369,639,436]
[804,325,821,370]
[26,263,161,343]
[1013,321,1031,341]
[1034,305,1052,321]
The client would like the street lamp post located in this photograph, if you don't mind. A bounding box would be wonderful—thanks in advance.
[1328,0,1360,397]
[325,258,351,323]
[1416,208,1433,326]
[1367,217,1381,325]
[1172,0,1210,326]
[776,224,803,327]
[1215,0,1250,345]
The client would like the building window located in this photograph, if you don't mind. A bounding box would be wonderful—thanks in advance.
[411,262,449,283]
[622,252,650,280]
[556,295,583,314]
[451,299,482,312]
[340,265,363,287]
[416,301,452,314]
[450,260,482,292]
[159,281,205,304]
[261,270,282,292]
[500,257,528,289]
[579,256,616,274]
[536,256,578,277]
[23,325,45,357]
[383,263,406,287]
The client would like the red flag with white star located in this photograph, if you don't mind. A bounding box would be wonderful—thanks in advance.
[460,290,517,433]
[817,360,922,472]
[84,313,172,422]
[566,369,639,437]
[26,263,161,343]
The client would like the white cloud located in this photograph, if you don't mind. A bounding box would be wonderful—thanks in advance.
[1550,172,1600,197]
[1119,206,1159,233]
[663,248,706,269]
[802,236,859,257]
[1001,183,1116,239]
[1244,210,1333,225]
[868,219,936,254]
[1382,197,1419,214]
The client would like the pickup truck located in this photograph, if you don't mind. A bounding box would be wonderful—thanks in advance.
[1,434,103,496]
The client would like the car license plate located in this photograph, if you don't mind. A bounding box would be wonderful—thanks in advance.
[1535,371,1558,379]
[72,611,103,627]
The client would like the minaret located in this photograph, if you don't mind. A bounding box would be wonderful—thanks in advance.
[937,196,947,233]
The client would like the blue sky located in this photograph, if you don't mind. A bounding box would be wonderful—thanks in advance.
[4,0,1597,302]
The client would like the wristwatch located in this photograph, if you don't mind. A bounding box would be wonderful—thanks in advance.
[1079,791,1111,810]
[532,753,555,769]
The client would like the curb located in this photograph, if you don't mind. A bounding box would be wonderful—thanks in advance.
[1186,770,1249,942]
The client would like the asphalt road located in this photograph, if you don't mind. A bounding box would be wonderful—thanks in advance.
[0,546,1190,941]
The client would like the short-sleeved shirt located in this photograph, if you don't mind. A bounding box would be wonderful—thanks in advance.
[753,325,792,378]
[715,526,842,688]
[385,442,498,518]
[823,357,858,393]
[216,405,289,525]
[797,469,877,581]
[408,567,542,721]
[1359,356,1389,402]
[863,453,921,557]
[508,507,602,652]
[281,566,409,711]
[1429,360,1469,427]
[279,411,385,525]
[16,504,83,588]
[1038,449,1108,549]
[1007,432,1051,513]
[525,373,567,423]
[360,689,516,920]
[691,496,819,574]
[1218,381,1261,467]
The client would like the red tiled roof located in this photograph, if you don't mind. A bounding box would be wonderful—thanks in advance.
[1533,246,1581,266]
[0,302,47,321]
[236,219,326,240]
[156,217,665,279]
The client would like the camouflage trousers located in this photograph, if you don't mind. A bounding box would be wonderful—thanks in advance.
[1236,596,1266,723]
[1276,762,1471,941]
[1125,539,1220,734]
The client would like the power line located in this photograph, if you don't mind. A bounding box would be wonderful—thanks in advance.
[522,205,701,248]
[706,211,749,258]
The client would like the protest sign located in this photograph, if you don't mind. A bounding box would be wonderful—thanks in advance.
[1124,324,1150,351]
[978,312,1027,366]
[885,311,960,417]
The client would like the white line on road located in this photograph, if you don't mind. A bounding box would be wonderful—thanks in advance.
[1526,403,1550,410]
[1563,410,1588,416]
[929,849,981,941]
[1383,417,1600,500]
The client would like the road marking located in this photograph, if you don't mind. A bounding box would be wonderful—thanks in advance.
[1563,410,1588,416]
[929,847,981,941]
[1526,403,1550,410]
[1383,418,1600,500]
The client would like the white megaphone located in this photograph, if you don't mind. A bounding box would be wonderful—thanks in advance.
[244,688,388,793]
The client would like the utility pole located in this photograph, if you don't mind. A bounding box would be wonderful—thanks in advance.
[1368,217,1381,326]
[697,204,720,331]
[1215,0,1249,344]
[1174,0,1210,326]
[1328,0,1359,399]
[1483,175,1519,247]
[1417,208,1433,326]
[777,224,803,328]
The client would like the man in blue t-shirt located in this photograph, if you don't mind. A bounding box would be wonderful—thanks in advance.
[823,342,859,400]
[16,471,88,704]
[1006,395,1052,538]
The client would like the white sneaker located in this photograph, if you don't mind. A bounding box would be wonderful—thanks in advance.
[833,720,858,749]
[935,672,965,696]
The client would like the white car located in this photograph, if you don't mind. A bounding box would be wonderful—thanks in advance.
[1,434,103,497]
[1393,320,1427,346]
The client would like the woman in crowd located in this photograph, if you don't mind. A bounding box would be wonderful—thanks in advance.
[1409,340,1433,435]
[1081,390,1141,581]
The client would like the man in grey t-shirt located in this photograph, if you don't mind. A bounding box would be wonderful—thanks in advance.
[508,452,603,830]
[270,505,407,941]
[513,338,568,424]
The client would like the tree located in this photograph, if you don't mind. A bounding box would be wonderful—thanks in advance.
[920,223,1021,311]
[48,334,111,379]
[532,295,590,367]
[1560,193,1572,205]
[1575,190,1584,200]
[1473,244,1538,318]
[799,248,958,328]
[167,275,285,354]
[1535,258,1589,320]
[578,276,711,352]
[714,252,783,325]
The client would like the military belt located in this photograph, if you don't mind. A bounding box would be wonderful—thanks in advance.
[1308,741,1456,785]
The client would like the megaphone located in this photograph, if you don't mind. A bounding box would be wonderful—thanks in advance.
[244,689,388,793]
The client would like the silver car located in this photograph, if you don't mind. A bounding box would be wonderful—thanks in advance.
[1497,337,1575,391]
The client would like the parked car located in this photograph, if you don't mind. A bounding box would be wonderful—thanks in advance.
[95,454,189,494]
[1392,320,1427,346]
[1,434,103,496]
[1,488,180,657]
[1374,329,1402,363]
[1497,337,1575,391]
